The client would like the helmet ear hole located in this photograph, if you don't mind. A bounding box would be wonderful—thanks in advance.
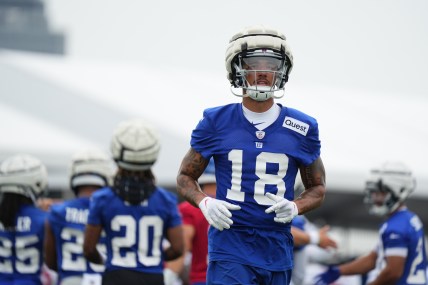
[279,75,288,88]
[232,74,244,88]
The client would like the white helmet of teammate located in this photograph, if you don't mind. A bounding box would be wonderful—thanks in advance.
[364,161,416,216]
[110,118,161,171]
[0,154,48,202]
[225,24,293,101]
[69,148,116,195]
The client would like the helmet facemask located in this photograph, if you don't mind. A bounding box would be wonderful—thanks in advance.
[231,49,291,101]
[364,180,401,216]
[363,162,416,217]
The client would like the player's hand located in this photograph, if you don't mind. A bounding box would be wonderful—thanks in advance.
[265,193,298,223]
[318,225,338,249]
[313,266,341,285]
[199,197,241,231]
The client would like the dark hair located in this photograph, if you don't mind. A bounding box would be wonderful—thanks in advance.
[0,192,33,230]
[116,168,155,182]
[112,168,156,205]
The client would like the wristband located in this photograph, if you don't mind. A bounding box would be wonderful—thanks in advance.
[308,230,320,245]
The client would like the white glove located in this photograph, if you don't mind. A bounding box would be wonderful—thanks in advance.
[265,193,298,223]
[163,268,181,285]
[308,229,321,245]
[199,197,241,231]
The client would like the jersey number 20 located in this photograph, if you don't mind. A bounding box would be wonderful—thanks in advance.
[110,215,163,268]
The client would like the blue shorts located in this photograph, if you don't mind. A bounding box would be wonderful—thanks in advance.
[207,260,291,285]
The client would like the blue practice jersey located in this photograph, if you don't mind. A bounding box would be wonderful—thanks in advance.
[191,103,321,270]
[87,187,182,274]
[48,197,106,282]
[372,208,428,285]
[0,205,46,285]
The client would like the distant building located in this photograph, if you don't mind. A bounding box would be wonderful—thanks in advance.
[0,0,64,54]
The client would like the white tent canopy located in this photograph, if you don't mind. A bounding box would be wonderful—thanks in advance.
[1,51,427,197]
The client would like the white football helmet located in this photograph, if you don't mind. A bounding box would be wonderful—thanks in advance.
[110,119,161,171]
[69,148,116,195]
[225,24,293,101]
[364,161,416,216]
[0,154,48,202]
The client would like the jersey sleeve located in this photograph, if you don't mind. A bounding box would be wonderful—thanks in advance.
[300,119,321,165]
[284,107,321,166]
[47,204,63,225]
[164,192,182,229]
[381,228,408,257]
[87,191,107,226]
[190,109,220,159]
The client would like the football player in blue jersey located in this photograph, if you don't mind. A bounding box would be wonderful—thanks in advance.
[176,24,327,285]
[314,161,428,285]
[291,216,337,285]
[0,154,49,285]
[83,119,184,285]
[44,148,115,285]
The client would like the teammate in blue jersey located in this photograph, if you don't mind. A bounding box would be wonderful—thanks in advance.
[44,148,115,285]
[314,161,428,285]
[83,119,184,285]
[291,216,337,285]
[176,24,327,285]
[0,154,49,285]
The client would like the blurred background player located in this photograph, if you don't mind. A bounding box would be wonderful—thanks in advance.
[164,159,217,285]
[291,216,337,285]
[83,118,184,285]
[314,161,428,285]
[44,148,115,285]
[0,154,49,285]
[290,178,338,285]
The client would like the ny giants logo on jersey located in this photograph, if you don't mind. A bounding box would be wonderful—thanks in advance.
[255,131,265,139]
[282,117,309,136]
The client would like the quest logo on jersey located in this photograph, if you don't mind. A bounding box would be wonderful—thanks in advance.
[282,117,309,136]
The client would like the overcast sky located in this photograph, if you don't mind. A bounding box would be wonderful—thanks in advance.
[44,0,428,98]
[2,0,428,192]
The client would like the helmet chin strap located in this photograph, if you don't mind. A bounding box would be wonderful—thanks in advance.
[230,86,285,101]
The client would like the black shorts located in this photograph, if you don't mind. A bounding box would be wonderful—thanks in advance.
[102,269,164,285]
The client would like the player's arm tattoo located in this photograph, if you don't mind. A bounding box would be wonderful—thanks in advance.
[296,157,326,214]
[177,148,209,207]
[300,157,326,189]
